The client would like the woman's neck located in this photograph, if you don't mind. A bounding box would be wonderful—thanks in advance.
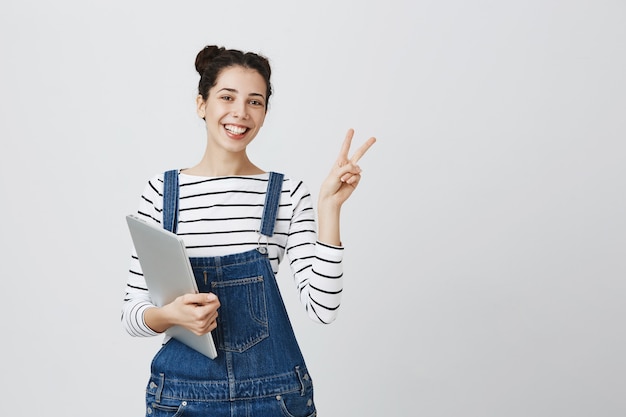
[182,149,264,177]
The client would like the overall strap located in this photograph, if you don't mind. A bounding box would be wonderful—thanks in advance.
[259,172,284,237]
[163,169,179,234]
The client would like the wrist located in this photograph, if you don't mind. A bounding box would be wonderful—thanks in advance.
[317,197,342,214]
[317,203,341,246]
[144,306,172,334]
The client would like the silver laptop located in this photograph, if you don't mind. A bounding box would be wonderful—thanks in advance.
[125,214,218,359]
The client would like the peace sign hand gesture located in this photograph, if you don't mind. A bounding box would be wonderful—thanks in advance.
[315,128,375,246]
[319,128,376,208]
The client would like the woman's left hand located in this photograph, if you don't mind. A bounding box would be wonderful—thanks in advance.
[319,128,376,208]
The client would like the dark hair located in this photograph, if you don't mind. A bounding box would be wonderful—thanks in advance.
[195,45,273,110]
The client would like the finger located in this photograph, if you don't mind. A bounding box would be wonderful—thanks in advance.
[336,128,355,165]
[340,170,361,185]
[350,136,376,164]
[207,319,218,332]
[184,292,216,305]
[340,165,362,182]
[201,313,218,329]
[345,173,361,186]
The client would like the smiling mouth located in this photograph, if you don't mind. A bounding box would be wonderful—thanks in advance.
[224,124,249,135]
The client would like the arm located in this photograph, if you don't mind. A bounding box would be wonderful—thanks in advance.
[121,175,164,337]
[287,129,375,323]
[121,174,220,336]
[286,181,345,324]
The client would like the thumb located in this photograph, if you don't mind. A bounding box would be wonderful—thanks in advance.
[184,292,215,305]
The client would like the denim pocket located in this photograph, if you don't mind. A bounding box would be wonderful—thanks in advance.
[146,398,187,417]
[276,388,317,417]
[212,275,269,352]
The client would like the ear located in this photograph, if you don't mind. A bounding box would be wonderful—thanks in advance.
[196,95,206,119]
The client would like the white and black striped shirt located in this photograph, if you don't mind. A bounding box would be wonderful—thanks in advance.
[122,171,344,337]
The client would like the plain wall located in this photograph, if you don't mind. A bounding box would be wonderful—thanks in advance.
[1,1,624,415]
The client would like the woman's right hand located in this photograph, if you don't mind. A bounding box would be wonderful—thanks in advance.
[145,293,220,336]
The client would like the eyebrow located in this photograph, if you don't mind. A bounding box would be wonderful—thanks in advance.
[217,87,266,100]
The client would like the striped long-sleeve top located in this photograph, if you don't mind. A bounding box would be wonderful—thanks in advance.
[121,171,344,338]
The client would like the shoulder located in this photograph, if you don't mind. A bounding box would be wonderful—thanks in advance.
[141,171,168,196]
[282,175,311,198]
[272,173,307,196]
[278,174,314,213]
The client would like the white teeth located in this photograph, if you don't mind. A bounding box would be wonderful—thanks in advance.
[225,124,247,134]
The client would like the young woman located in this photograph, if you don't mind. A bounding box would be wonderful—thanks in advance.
[122,45,375,417]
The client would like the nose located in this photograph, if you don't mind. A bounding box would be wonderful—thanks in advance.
[232,101,249,119]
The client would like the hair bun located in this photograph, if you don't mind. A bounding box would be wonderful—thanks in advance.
[195,45,224,75]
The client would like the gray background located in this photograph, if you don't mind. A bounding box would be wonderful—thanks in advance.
[1,1,625,416]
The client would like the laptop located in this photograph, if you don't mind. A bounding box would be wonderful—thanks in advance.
[125,214,218,359]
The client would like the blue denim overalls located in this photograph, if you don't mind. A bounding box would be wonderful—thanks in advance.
[145,170,317,417]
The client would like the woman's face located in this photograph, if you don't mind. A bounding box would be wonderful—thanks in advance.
[197,65,268,155]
